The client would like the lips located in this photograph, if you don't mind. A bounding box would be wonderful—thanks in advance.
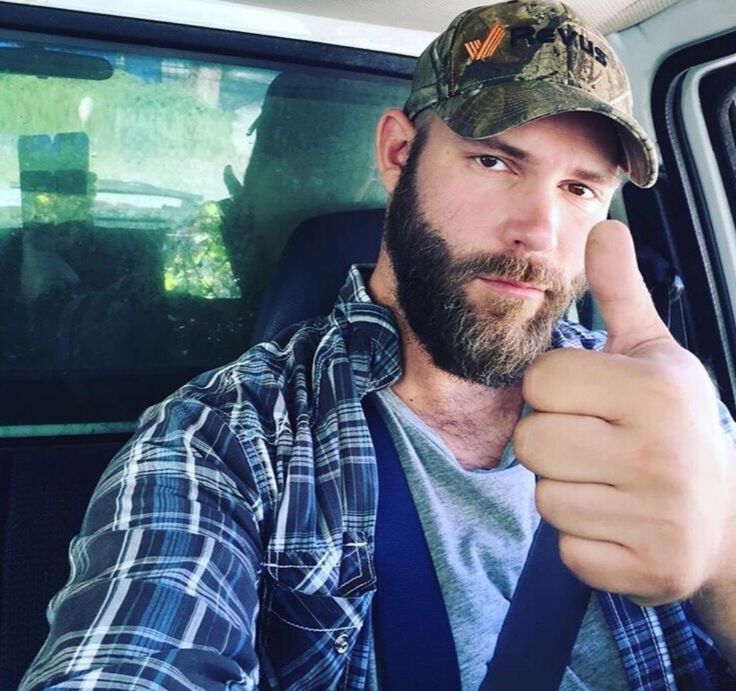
[477,276,547,299]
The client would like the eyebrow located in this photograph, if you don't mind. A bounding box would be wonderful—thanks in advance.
[468,135,529,161]
[463,134,622,188]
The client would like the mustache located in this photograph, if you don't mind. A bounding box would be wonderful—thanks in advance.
[449,252,571,295]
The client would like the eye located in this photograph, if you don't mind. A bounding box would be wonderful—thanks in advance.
[473,155,509,171]
[566,182,596,199]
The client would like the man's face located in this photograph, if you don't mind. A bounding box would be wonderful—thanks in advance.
[384,111,620,386]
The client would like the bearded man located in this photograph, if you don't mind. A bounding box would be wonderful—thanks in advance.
[22,2,736,690]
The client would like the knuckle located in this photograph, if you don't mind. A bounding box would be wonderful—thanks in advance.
[630,438,679,479]
[639,361,690,405]
[636,362,674,397]
[534,479,555,518]
[520,350,559,403]
[520,360,542,403]
[557,534,583,573]
[638,568,695,604]
[632,542,702,603]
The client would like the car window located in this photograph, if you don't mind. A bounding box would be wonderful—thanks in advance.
[0,31,410,434]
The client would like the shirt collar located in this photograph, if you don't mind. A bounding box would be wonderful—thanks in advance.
[331,264,403,396]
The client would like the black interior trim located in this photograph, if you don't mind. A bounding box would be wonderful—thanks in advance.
[651,29,736,413]
[0,1,416,78]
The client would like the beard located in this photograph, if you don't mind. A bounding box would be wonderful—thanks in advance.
[383,141,587,388]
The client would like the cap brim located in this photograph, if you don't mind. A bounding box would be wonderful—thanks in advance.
[433,80,658,188]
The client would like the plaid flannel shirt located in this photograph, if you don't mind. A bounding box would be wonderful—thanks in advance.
[21,266,736,690]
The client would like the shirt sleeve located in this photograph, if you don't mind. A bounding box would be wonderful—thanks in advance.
[19,397,267,691]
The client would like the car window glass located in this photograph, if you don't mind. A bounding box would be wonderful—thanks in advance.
[0,33,409,433]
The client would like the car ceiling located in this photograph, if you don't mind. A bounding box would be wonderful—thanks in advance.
[231,0,682,35]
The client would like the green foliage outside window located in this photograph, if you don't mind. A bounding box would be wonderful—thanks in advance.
[164,200,238,298]
[0,67,245,299]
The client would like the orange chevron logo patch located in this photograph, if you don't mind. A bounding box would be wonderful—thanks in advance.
[464,24,507,61]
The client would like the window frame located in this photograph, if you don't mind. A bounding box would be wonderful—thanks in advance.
[651,28,736,414]
[0,2,416,78]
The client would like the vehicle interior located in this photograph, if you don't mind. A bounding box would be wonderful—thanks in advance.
[1,0,736,686]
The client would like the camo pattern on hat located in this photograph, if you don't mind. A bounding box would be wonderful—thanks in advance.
[405,0,658,188]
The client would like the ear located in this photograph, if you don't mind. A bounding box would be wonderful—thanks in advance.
[375,108,417,195]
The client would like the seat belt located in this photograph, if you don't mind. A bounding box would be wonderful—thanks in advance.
[479,520,591,690]
[364,393,591,691]
[366,394,462,691]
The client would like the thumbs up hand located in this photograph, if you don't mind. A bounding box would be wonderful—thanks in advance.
[514,220,736,607]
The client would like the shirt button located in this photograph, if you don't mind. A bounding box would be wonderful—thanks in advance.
[334,633,350,654]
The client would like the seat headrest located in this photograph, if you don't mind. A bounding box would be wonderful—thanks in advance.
[250,208,384,344]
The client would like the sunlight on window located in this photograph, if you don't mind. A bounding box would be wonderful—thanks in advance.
[0,49,277,300]
[164,201,239,299]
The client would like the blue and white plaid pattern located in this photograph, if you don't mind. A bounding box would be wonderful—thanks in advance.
[21,266,735,690]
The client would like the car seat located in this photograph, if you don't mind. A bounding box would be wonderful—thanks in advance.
[249,207,384,344]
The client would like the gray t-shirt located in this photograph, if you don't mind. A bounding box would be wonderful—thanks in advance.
[374,388,631,690]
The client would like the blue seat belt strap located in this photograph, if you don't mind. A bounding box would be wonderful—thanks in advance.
[479,519,591,690]
[364,394,462,691]
[364,393,591,690]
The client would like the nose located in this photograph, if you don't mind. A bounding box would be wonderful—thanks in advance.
[498,187,560,253]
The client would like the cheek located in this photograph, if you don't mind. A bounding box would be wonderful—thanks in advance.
[414,150,487,222]
[416,187,481,250]
[417,170,469,219]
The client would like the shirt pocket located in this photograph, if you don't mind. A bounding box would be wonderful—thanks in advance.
[257,531,376,690]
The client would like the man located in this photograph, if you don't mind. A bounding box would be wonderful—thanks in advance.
[22,1,736,689]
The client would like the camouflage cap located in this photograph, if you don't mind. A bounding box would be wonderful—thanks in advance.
[405,0,658,188]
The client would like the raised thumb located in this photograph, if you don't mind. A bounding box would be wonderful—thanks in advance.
[585,220,670,354]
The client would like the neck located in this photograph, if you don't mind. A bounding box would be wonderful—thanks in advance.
[369,252,525,470]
